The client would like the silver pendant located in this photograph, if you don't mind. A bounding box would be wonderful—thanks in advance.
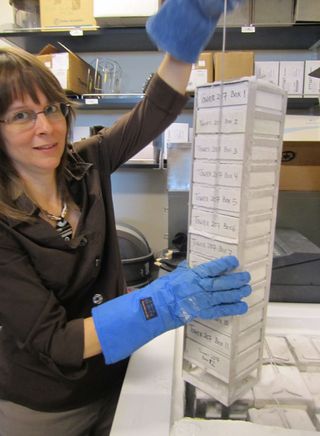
[57,219,68,228]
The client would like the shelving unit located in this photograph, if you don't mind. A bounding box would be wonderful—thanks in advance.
[1,22,319,115]
[73,95,319,113]
[73,95,192,110]
[2,21,319,170]
[0,24,319,53]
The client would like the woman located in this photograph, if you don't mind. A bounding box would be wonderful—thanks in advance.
[0,1,248,434]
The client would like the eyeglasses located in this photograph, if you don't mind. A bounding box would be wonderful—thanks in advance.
[0,103,70,132]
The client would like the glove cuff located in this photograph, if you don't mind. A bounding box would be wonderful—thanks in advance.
[146,0,220,63]
[92,289,171,364]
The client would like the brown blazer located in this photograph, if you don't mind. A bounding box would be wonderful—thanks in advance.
[0,74,188,412]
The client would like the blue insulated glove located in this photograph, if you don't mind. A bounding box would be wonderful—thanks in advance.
[92,255,251,364]
[146,0,243,63]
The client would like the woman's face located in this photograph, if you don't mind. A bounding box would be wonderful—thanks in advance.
[0,88,67,181]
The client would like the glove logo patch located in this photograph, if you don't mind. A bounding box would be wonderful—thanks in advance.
[140,297,158,320]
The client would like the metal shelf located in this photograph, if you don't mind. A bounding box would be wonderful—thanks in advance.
[1,24,319,53]
[72,94,194,110]
[73,95,319,113]
[121,162,162,169]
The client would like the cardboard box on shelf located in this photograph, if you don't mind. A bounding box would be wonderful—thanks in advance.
[213,51,254,82]
[282,141,320,166]
[37,44,99,95]
[280,114,320,191]
[187,52,213,92]
[253,0,294,25]
[280,140,320,191]
[40,0,96,29]
[217,0,251,27]
[279,166,320,191]
[294,0,320,22]
[94,0,160,26]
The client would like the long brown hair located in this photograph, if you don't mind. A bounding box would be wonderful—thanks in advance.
[0,46,75,222]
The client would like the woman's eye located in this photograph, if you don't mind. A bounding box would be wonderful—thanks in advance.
[45,105,58,115]
[12,111,31,122]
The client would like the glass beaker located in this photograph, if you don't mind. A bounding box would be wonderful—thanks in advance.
[92,57,122,94]
[10,0,40,28]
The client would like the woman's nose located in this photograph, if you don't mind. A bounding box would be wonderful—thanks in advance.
[33,113,54,134]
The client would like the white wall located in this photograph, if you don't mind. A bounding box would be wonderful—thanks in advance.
[111,169,168,254]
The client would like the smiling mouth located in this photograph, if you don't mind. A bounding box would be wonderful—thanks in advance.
[34,143,57,150]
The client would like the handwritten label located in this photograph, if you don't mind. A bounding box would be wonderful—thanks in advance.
[187,321,262,357]
[192,184,241,213]
[193,161,243,187]
[189,233,237,259]
[187,322,232,355]
[194,133,245,161]
[191,209,239,239]
[184,338,230,380]
[196,107,247,134]
[197,81,249,108]
[185,338,260,381]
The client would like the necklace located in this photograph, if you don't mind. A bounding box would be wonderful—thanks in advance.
[42,201,68,223]
[40,201,73,241]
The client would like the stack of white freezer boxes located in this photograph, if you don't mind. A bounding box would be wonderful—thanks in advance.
[183,77,287,406]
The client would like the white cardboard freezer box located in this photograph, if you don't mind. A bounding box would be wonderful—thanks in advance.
[94,0,160,26]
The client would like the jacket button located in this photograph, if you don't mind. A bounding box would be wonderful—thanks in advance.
[93,293,104,305]
[79,237,88,247]
[95,258,101,267]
